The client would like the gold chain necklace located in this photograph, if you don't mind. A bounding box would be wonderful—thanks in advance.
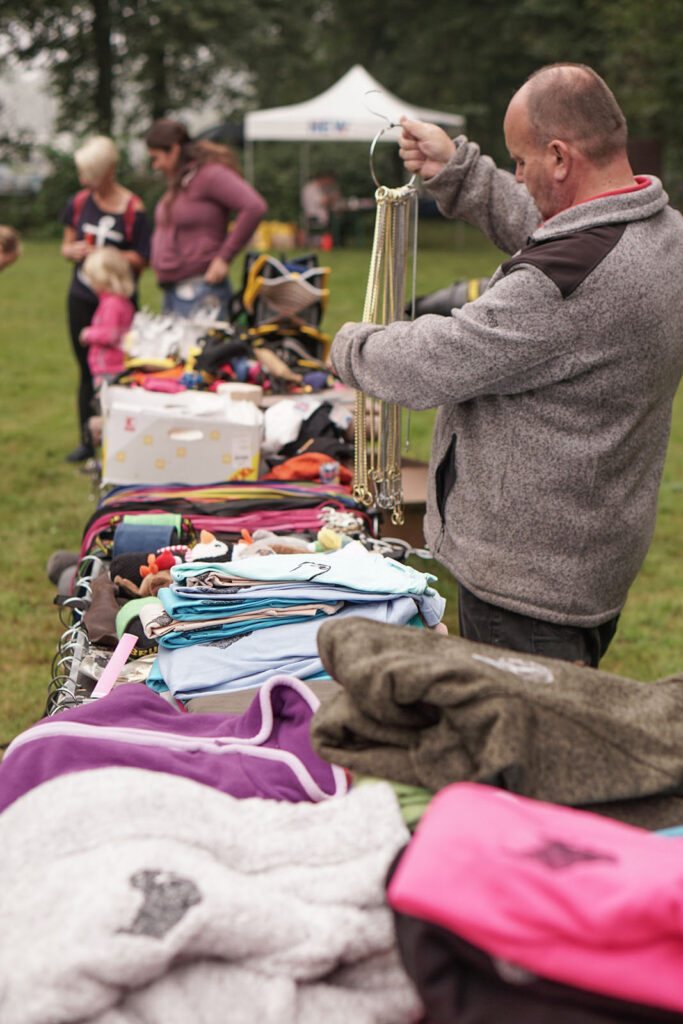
[353,179,418,526]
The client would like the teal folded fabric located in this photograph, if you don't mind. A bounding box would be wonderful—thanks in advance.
[123,513,182,530]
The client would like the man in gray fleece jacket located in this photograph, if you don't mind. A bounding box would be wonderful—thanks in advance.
[331,63,683,666]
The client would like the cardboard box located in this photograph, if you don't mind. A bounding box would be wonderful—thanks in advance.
[101,386,263,486]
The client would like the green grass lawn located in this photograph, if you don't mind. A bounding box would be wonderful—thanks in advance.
[0,224,680,746]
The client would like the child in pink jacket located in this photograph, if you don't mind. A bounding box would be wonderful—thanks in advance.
[80,247,135,388]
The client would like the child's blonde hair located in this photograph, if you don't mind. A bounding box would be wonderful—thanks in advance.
[82,246,135,298]
[74,135,119,189]
[0,224,21,257]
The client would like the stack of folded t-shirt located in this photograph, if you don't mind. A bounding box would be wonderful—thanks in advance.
[142,542,446,703]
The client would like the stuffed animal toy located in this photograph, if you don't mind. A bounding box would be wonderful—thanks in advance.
[114,569,173,599]
[232,528,312,559]
[114,549,177,598]
[185,529,232,563]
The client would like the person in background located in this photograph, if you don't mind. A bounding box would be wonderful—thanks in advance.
[300,171,341,231]
[0,225,21,270]
[79,247,135,391]
[331,62,683,667]
[144,119,267,321]
[60,136,151,462]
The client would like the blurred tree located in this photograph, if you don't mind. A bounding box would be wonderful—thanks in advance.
[0,1,116,134]
[227,0,337,105]
[590,0,683,188]
[117,0,254,124]
[318,0,535,164]
[1,0,680,221]
[0,0,338,137]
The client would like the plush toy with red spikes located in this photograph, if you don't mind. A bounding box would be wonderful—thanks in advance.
[115,548,177,599]
[139,549,177,578]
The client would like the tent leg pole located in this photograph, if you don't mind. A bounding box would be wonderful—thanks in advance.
[299,142,310,245]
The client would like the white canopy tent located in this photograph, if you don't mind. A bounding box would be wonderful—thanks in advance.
[243,64,464,185]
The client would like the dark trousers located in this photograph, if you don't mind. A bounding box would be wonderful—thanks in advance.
[457,583,619,667]
[67,292,98,442]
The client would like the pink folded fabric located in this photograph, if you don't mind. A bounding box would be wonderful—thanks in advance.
[141,377,186,392]
[387,782,683,1013]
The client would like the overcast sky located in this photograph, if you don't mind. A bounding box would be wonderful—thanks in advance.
[0,63,59,143]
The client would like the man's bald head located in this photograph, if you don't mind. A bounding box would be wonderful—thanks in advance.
[516,63,627,167]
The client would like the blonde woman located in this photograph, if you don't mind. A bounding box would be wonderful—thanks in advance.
[60,135,151,462]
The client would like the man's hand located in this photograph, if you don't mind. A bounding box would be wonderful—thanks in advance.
[399,117,456,180]
[204,256,230,285]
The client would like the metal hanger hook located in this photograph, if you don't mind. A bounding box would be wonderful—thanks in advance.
[363,89,400,129]
[363,91,416,189]
[369,124,417,191]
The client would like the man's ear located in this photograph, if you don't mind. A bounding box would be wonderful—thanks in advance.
[548,140,571,181]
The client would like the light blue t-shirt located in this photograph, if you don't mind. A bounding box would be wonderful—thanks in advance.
[171,541,439,596]
[156,600,423,700]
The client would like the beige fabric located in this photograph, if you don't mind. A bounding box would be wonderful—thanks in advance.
[187,677,342,716]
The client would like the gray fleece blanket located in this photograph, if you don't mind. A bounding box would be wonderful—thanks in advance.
[311,617,683,829]
[0,767,422,1024]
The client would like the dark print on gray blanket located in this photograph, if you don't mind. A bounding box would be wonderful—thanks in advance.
[121,869,201,938]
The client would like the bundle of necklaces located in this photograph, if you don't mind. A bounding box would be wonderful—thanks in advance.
[353,156,419,527]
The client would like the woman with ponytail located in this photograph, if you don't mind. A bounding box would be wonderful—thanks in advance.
[145,119,267,320]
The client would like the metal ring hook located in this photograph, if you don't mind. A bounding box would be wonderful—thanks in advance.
[363,90,417,191]
[369,124,417,191]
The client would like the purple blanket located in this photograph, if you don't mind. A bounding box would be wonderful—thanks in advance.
[0,679,347,812]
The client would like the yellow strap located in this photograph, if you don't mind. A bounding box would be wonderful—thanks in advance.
[241,253,270,312]
[467,278,481,303]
